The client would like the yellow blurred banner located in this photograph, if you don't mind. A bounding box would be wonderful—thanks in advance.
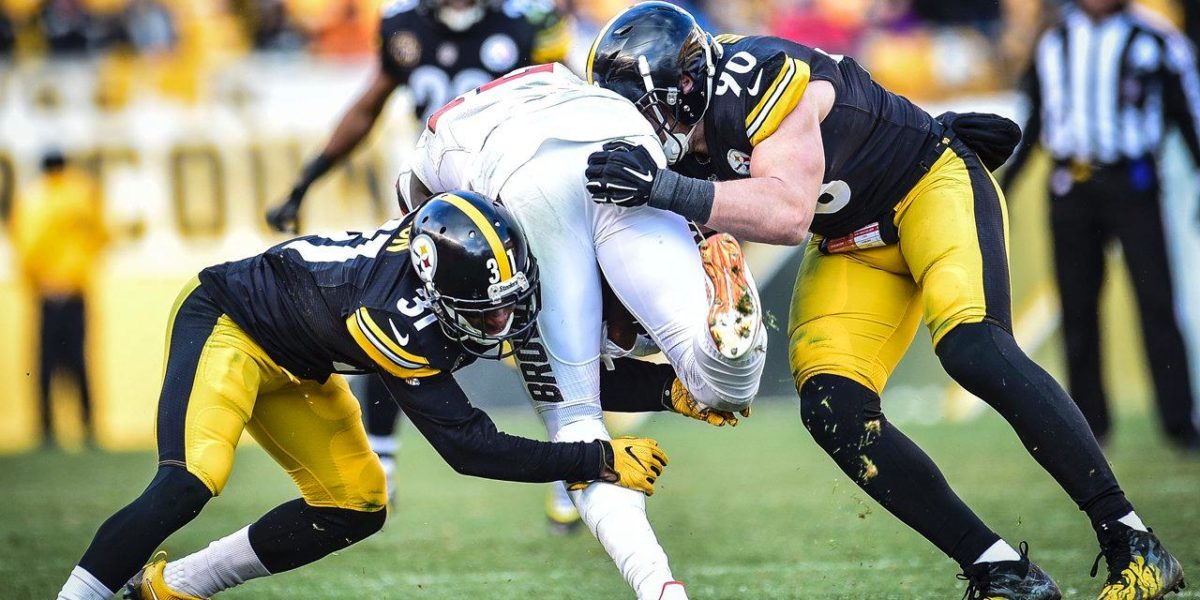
[0,58,416,452]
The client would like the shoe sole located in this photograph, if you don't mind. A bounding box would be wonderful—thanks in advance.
[700,234,761,360]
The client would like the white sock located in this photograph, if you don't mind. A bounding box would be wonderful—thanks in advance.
[57,566,114,600]
[554,419,680,600]
[570,482,682,600]
[1118,511,1149,532]
[974,540,1022,564]
[367,435,398,456]
[164,526,271,597]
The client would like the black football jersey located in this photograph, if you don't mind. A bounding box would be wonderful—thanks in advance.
[198,213,473,382]
[378,0,569,123]
[699,35,940,238]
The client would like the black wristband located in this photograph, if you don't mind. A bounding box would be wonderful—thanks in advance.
[648,169,716,223]
[297,154,335,190]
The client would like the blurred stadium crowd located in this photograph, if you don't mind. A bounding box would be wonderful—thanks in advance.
[0,0,1193,100]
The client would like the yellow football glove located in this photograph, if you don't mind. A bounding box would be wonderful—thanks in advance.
[596,436,669,496]
[665,379,751,427]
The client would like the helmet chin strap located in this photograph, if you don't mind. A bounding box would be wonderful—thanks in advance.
[664,123,699,165]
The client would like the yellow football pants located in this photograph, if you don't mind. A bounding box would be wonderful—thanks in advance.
[789,141,1011,395]
[154,278,386,512]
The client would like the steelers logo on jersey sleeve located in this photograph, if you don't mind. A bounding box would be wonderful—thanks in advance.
[389,31,421,68]
[727,149,751,176]
[481,33,519,73]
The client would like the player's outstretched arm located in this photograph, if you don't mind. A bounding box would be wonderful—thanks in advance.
[381,372,669,495]
[266,68,401,233]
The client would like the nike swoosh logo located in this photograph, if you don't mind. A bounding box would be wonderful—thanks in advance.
[389,319,410,346]
[623,167,654,182]
[746,70,763,96]
[624,446,645,469]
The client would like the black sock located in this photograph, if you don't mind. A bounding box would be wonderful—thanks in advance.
[936,321,1133,529]
[248,499,386,573]
[799,374,1000,567]
[77,466,212,591]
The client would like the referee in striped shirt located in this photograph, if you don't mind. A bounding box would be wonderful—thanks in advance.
[1005,0,1200,451]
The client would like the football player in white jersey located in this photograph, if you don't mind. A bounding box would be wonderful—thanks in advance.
[401,62,769,600]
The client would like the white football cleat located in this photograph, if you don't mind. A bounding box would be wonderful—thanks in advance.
[657,580,688,600]
[699,233,762,360]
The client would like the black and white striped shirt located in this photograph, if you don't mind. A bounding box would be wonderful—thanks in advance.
[1009,5,1200,175]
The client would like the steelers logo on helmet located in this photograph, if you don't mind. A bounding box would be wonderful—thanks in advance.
[411,233,438,282]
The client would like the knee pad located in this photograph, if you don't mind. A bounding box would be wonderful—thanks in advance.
[144,466,213,520]
[935,321,1019,385]
[798,374,883,451]
[310,505,387,544]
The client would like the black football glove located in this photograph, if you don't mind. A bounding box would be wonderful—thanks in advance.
[585,141,660,207]
[268,154,335,234]
[265,186,305,234]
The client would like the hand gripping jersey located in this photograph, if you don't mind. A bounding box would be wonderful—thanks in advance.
[198,212,472,383]
[379,0,570,123]
[414,62,666,200]
[698,35,940,238]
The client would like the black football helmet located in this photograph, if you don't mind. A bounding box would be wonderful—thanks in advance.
[409,191,540,359]
[587,2,716,162]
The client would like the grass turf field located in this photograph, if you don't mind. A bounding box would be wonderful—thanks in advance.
[2,400,1197,599]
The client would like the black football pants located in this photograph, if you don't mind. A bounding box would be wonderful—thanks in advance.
[1049,160,1199,444]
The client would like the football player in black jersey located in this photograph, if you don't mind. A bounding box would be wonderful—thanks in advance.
[261,0,574,530]
[265,0,568,234]
[584,3,1185,599]
[54,192,701,600]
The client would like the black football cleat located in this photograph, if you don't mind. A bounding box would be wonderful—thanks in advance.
[1093,523,1185,600]
[959,543,1062,600]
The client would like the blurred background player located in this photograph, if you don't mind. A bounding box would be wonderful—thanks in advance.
[267,0,568,233]
[1004,0,1200,452]
[263,0,573,529]
[9,151,109,449]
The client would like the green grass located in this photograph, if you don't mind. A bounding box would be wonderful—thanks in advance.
[2,400,1198,599]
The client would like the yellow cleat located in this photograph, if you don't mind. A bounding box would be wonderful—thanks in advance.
[1093,524,1185,600]
[124,551,207,600]
[545,482,583,536]
[665,378,748,427]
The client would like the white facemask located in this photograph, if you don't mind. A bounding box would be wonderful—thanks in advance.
[663,123,699,165]
[438,4,485,31]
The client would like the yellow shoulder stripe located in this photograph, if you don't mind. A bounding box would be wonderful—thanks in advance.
[532,18,571,64]
[346,308,440,378]
[442,193,511,281]
[745,58,810,146]
[714,33,746,44]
